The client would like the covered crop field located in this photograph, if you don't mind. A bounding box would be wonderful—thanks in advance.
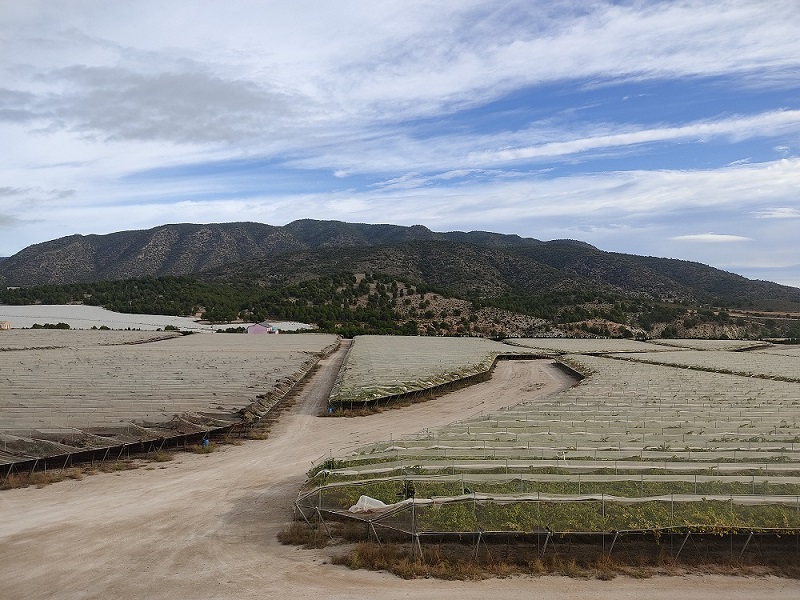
[329,335,542,408]
[1,330,338,471]
[299,339,800,557]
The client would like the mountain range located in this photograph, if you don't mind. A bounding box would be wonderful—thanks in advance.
[2,220,799,313]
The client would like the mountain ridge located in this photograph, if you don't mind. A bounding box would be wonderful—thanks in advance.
[1,220,799,312]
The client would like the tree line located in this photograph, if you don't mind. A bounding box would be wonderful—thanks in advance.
[2,271,790,338]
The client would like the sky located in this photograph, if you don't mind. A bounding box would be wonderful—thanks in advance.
[1,1,799,287]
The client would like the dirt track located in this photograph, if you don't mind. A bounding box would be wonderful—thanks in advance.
[2,345,799,599]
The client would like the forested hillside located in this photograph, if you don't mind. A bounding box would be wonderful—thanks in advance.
[2,270,798,340]
[2,220,799,339]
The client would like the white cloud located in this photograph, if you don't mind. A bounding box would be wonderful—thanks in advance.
[572,223,632,234]
[671,233,753,243]
[753,207,800,219]
[106,159,799,228]
[2,2,799,186]
[1,0,799,288]
[281,110,800,176]
[5,158,796,245]
[465,110,800,167]
[3,2,800,145]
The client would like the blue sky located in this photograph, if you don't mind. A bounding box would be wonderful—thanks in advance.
[1,1,799,287]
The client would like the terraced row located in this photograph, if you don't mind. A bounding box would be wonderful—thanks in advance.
[1,331,338,463]
[304,338,800,534]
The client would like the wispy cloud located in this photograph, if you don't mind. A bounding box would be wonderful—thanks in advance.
[753,207,800,219]
[1,1,799,287]
[4,2,800,148]
[465,110,800,167]
[280,110,800,177]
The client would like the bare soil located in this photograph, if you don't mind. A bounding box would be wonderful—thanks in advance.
[1,345,798,599]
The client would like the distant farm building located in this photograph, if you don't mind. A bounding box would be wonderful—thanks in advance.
[247,322,279,334]
[0,321,10,330]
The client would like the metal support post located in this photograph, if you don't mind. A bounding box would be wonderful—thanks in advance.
[739,531,753,559]
[607,531,620,556]
[675,531,691,559]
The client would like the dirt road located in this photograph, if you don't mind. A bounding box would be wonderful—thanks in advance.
[1,346,798,599]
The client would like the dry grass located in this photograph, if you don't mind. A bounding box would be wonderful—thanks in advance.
[332,543,635,580]
[0,473,26,490]
[1,464,107,490]
[218,435,244,446]
[150,449,175,462]
[29,471,70,488]
[95,460,139,473]
[324,539,800,581]
[277,522,330,549]
[188,441,217,454]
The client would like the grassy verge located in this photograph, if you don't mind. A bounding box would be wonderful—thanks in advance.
[0,460,140,490]
[330,537,800,580]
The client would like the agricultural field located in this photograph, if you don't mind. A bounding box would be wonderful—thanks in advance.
[651,339,771,351]
[301,340,800,538]
[612,349,800,382]
[0,330,338,464]
[755,345,800,358]
[508,338,676,354]
[329,335,537,406]
[0,328,182,350]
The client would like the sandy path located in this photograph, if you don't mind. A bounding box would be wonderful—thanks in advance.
[1,348,798,600]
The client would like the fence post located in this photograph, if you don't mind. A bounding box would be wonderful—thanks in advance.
[607,530,619,557]
[671,494,674,526]
[739,531,753,559]
[411,499,417,569]
[537,491,540,524]
[540,530,552,558]
[675,531,691,559]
